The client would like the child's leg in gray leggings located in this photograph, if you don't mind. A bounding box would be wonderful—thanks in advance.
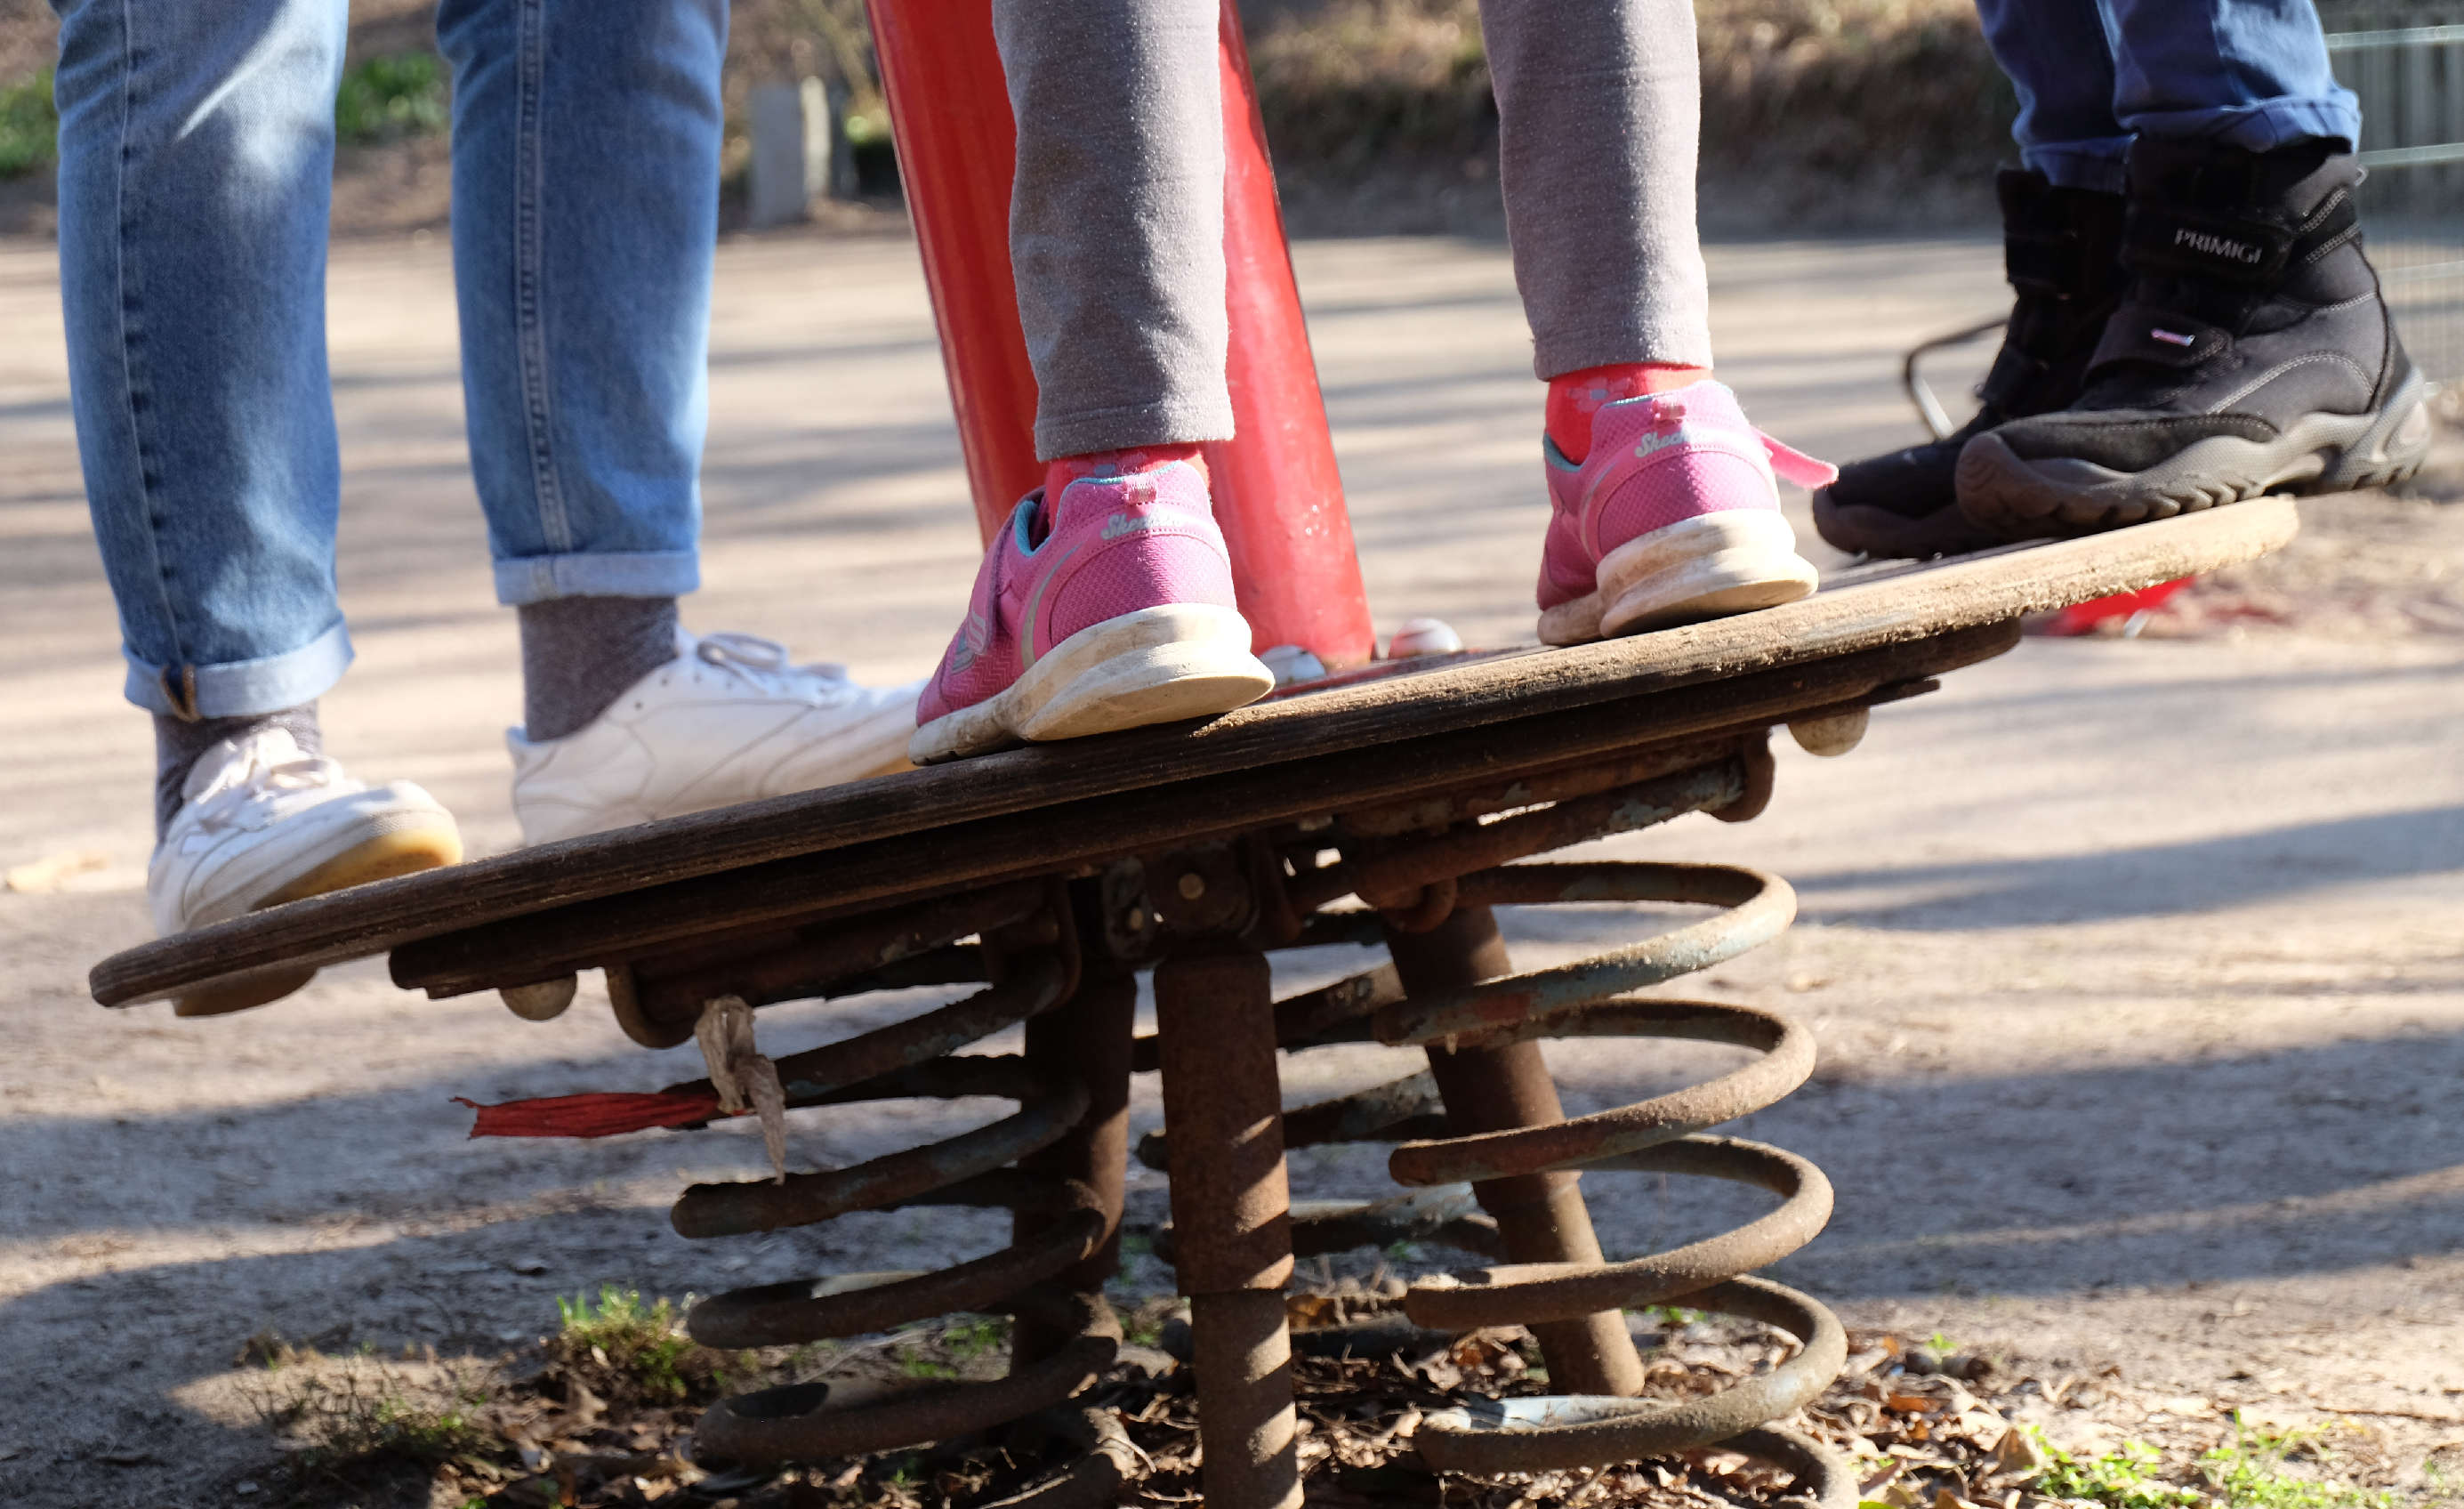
[1480,0,1714,376]
[991,0,1234,461]
[989,0,1711,452]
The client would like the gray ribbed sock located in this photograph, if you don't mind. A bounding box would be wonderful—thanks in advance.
[517,595,682,743]
[155,705,323,838]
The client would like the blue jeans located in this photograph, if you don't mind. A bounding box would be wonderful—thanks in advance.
[52,0,722,719]
[1973,0,2362,193]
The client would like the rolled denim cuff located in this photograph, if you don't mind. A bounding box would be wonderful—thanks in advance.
[123,617,354,719]
[2130,97,2362,157]
[2023,137,2133,194]
[492,549,701,607]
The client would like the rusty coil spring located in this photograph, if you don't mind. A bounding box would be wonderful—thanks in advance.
[600,746,1851,1503]
[653,945,1125,1487]
[1240,859,1855,1504]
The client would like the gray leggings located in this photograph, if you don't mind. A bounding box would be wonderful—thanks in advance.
[993,0,1712,459]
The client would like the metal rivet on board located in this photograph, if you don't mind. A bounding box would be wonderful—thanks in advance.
[498,975,577,1021]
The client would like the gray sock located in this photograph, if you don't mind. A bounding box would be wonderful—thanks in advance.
[155,705,323,838]
[518,595,682,743]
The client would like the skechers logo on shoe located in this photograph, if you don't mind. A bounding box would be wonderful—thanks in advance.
[2174,228,2264,264]
[1100,511,1165,541]
[1632,427,1712,461]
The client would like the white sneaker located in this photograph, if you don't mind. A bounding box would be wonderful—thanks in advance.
[149,728,464,1014]
[507,630,921,846]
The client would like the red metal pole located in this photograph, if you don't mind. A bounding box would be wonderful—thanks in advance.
[863,0,1041,523]
[866,0,1377,670]
[1204,8,1375,670]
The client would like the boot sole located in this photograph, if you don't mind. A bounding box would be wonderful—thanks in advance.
[1540,512,1820,646]
[910,603,1276,764]
[1955,368,2433,537]
[173,824,463,1017]
[1810,488,2003,561]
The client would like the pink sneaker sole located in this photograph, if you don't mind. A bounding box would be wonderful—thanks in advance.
[910,603,1274,764]
[1538,512,1820,645]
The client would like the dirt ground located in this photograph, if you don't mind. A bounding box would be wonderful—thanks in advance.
[1,228,2460,1506]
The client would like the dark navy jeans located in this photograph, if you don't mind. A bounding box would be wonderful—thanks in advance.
[51,0,722,719]
[1973,0,2362,192]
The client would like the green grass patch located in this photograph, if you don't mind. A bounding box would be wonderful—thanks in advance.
[334,52,447,145]
[552,1286,701,1402]
[323,1391,493,1466]
[943,1314,1010,1361]
[2033,1439,2206,1508]
[2196,1419,2398,1509]
[887,1312,1012,1380]
[2023,1419,2398,1509]
[1115,1230,1156,1284]
[0,71,55,180]
[250,1362,513,1493]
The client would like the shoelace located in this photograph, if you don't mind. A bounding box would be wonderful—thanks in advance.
[692,631,857,699]
[183,739,356,835]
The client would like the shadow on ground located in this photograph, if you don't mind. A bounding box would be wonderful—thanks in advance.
[4,995,2459,1501]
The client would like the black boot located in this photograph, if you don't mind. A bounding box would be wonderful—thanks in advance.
[1958,137,2430,537]
[1813,169,2127,559]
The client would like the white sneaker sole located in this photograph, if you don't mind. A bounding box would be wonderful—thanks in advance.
[910,603,1276,764]
[173,819,462,1017]
[1539,512,1820,646]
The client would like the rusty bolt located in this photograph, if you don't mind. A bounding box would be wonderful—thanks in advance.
[1788,707,1870,757]
[499,975,577,1021]
[1148,844,1254,934]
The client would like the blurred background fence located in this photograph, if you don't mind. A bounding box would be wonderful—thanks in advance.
[2323,0,2464,386]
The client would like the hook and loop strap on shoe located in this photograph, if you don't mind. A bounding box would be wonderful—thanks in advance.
[1979,341,2050,408]
[2124,191,2357,286]
[2128,202,2299,282]
[2005,216,2105,295]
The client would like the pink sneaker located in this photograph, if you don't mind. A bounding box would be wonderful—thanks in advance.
[911,462,1276,763]
[1536,380,1836,645]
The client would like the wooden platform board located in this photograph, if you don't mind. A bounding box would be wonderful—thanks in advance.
[90,504,2299,1011]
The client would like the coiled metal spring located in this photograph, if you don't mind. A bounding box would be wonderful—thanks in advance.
[626,906,1131,1481]
[1240,859,1853,1503]
[571,735,1849,1505]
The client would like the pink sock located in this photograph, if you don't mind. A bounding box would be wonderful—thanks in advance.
[1545,363,1711,464]
[1043,443,1209,512]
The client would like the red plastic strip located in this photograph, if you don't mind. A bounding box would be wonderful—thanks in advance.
[455,1090,724,1140]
